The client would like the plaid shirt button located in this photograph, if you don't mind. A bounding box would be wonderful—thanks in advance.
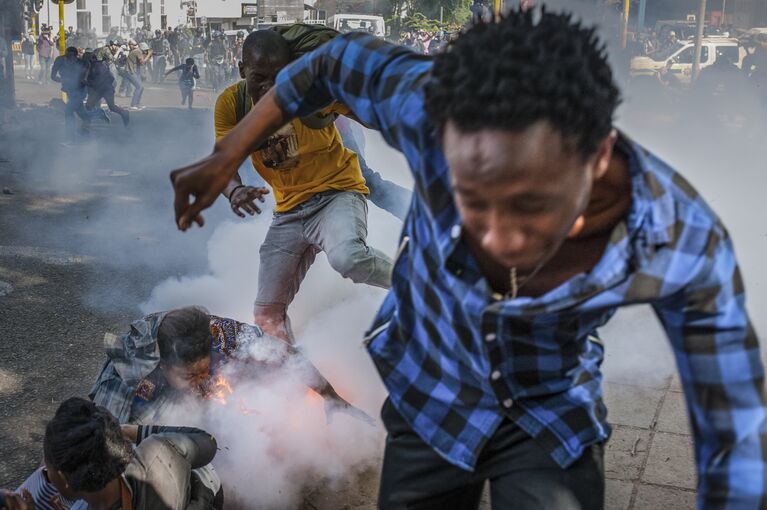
[450,224,461,239]
[502,398,513,409]
[491,370,501,381]
[485,333,497,342]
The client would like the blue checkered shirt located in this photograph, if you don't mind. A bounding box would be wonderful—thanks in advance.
[274,33,767,507]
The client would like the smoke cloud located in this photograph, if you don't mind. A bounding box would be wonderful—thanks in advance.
[140,126,408,504]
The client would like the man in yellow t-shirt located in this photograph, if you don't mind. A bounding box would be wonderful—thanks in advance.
[215,30,393,342]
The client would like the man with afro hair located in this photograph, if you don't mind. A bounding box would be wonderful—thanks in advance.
[171,7,767,509]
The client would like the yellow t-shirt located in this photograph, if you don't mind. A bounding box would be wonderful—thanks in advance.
[214,82,369,212]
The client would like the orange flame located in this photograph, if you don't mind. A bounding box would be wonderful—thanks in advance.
[208,375,234,405]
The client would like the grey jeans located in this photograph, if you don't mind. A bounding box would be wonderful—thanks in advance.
[256,190,392,307]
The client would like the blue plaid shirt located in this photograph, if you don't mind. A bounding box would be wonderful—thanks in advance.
[275,33,767,507]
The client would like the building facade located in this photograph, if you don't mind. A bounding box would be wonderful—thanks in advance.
[33,0,307,38]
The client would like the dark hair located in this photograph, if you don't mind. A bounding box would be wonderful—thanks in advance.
[241,30,290,64]
[43,398,133,492]
[424,8,621,158]
[185,57,195,65]
[65,46,78,56]
[157,306,212,367]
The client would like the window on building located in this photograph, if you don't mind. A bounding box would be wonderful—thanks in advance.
[77,11,92,31]
[160,0,165,15]
[76,0,86,9]
[101,0,109,33]
[138,1,153,25]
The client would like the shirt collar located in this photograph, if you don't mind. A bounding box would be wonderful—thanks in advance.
[437,131,676,295]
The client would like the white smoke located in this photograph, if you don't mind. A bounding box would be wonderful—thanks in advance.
[141,126,409,505]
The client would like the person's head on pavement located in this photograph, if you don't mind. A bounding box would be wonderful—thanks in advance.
[157,306,214,396]
[43,397,133,502]
[423,9,620,273]
[239,30,291,104]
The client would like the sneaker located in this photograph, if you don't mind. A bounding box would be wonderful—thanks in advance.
[100,109,111,124]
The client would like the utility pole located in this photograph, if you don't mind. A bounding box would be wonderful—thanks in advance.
[637,0,647,34]
[57,0,67,100]
[142,0,148,29]
[622,0,630,48]
[692,0,706,81]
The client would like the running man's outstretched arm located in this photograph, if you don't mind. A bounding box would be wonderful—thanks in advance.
[171,33,429,230]
[164,64,184,76]
[653,227,767,508]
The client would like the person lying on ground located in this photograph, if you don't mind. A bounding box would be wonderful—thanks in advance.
[25,397,219,510]
[170,8,767,509]
[214,29,398,342]
[89,306,370,424]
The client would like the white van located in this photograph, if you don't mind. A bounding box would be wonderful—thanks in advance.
[328,14,386,38]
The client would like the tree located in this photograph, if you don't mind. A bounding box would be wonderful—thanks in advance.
[382,0,471,37]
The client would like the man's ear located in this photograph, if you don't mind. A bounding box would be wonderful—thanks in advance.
[238,61,245,79]
[592,129,618,181]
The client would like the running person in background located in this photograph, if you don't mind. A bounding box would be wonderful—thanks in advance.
[212,30,393,342]
[172,9,767,509]
[51,47,89,140]
[83,52,130,126]
[166,57,200,109]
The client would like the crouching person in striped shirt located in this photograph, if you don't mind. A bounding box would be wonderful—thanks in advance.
[21,397,218,510]
[170,7,767,510]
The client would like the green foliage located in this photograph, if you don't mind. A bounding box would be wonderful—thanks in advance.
[382,0,471,36]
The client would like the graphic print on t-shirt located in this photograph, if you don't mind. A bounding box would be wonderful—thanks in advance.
[260,123,300,170]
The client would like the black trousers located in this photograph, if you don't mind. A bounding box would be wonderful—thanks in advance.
[378,399,605,510]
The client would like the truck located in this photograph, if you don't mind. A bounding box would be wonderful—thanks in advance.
[327,14,385,37]
[630,37,745,85]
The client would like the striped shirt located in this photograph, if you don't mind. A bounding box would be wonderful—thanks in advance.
[274,32,767,507]
[17,467,77,510]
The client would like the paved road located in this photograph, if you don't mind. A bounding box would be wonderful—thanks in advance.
[7,66,767,509]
